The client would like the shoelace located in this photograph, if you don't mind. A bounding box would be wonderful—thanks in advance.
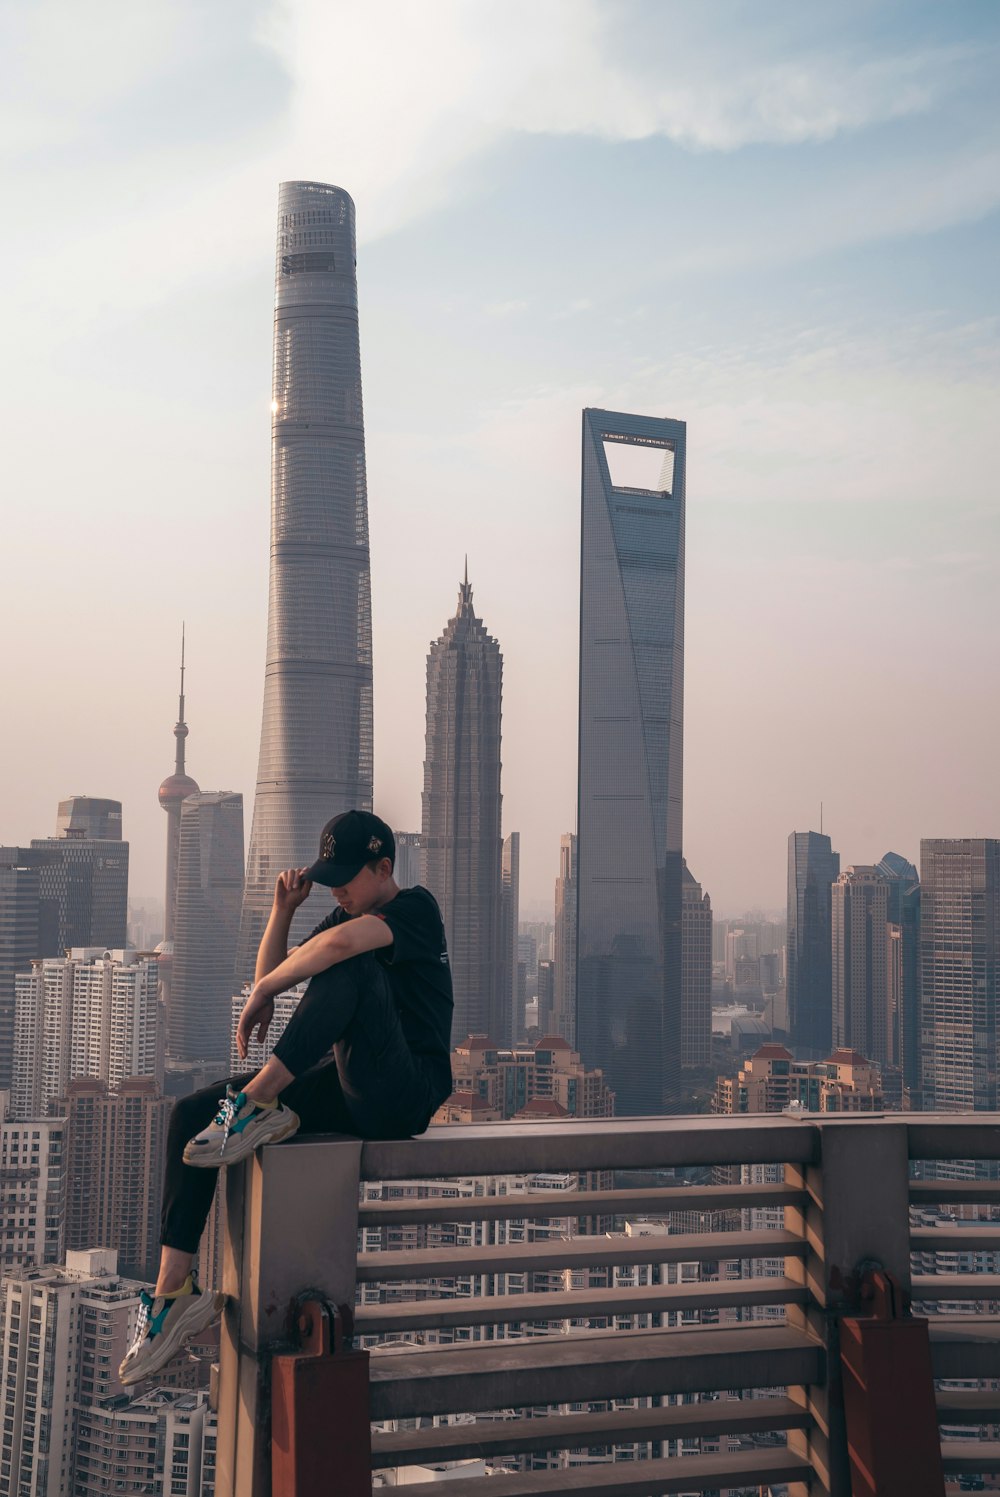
[126,1291,154,1358]
[213,1091,247,1153]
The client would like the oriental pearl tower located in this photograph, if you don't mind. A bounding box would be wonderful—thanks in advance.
[158,626,200,956]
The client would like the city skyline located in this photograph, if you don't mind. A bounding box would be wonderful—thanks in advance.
[5,4,999,917]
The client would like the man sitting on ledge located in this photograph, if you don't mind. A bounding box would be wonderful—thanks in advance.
[120,810,454,1386]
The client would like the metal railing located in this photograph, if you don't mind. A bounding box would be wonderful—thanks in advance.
[213,1113,1000,1497]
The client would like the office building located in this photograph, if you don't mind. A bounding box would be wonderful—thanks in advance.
[447,1034,615,1119]
[787,831,840,1057]
[63,1078,173,1282]
[238,181,375,979]
[681,861,712,1068]
[878,851,921,1102]
[393,831,423,888]
[421,568,504,1039]
[13,949,158,1117]
[920,839,1000,1111]
[576,410,686,1115]
[552,833,577,1045]
[30,797,129,958]
[832,866,891,1067]
[0,847,55,1088]
[170,792,244,1065]
[537,958,555,1034]
[499,833,520,1042]
[0,1117,66,1269]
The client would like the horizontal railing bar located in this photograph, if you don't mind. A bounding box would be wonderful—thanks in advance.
[938,1390,1000,1422]
[911,1181,1000,1205]
[359,1182,805,1227]
[913,1275,1000,1300]
[929,1320,1000,1380]
[360,1116,821,1179]
[907,1118,1000,1160]
[356,1275,808,1334]
[912,1228,1000,1253]
[941,1442,1000,1474]
[368,1323,824,1419]
[357,1228,806,1283]
[370,1395,811,1468]
[370,1447,814,1493]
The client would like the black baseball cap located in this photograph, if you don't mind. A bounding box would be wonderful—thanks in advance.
[304,810,395,887]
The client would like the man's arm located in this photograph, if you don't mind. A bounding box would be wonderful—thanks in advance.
[253,914,393,1000]
[254,869,313,984]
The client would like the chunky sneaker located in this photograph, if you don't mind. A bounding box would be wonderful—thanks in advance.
[182,1085,299,1168]
[119,1272,225,1387]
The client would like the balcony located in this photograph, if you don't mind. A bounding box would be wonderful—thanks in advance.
[213,1114,1000,1496]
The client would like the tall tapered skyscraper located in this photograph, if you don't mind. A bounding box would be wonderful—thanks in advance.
[237,182,374,978]
[421,570,503,1041]
[576,410,685,1116]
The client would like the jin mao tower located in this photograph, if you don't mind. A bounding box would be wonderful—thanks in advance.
[238,181,374,977]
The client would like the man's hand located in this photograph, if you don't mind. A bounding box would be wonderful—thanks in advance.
[236,984,277,1061]
[273,868,313,917]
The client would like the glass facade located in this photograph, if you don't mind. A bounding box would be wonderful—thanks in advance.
[171,793,245,1065]
[237,183,373,978]
[576,409,685,1116]
[787,831,840,1057]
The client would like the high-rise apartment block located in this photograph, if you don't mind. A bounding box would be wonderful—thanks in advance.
[0,848,56,1089]
[229,987,302,1072]
[787,831,840,1057]
[832,866,891,1067]
[75,1388,217,1497]
[0,1117,66,1270]
[920,839,1000,1111]
[447,1034,615,1120]
[421,570,504,1040]
[238,181,375,979]
[30,797,129,958]
[713,1044,883,1115]
[500,833,520,1042]
[680,861,712,1069]
[63,1078,172,1281]
[576,411,685,1115]
[13,949,158,1118]
[552,832,577,1045]
[170,792,244,1065]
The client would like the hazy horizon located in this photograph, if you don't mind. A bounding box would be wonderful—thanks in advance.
[3,0,999,918]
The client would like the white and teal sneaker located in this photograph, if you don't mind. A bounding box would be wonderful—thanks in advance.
[119,1272,225,1387]
[182,1085,299,1168]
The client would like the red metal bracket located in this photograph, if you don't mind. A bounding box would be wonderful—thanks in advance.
[272,1297,371,1497]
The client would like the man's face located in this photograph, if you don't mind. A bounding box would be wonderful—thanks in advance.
[332,859,390,915]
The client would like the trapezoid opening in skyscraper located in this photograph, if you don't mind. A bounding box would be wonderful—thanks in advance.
[237,182,374,978]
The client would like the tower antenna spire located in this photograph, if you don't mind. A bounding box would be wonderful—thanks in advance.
[175,623,189,776]
[820,800,823,836]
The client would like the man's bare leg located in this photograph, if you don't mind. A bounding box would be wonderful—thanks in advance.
[242,1055,294,1104]
[155,1244,195,1296]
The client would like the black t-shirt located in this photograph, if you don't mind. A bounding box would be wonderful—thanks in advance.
[304,886,454,1100]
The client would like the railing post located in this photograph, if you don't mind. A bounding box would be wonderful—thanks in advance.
[214,1135,363,1497]
[785,1119,911,1497]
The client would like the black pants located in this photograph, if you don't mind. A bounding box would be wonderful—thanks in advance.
[161,953,437,1254]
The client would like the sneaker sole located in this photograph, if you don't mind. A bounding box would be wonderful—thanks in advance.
[119,1291,225,1388]
[182,1106,301,1168]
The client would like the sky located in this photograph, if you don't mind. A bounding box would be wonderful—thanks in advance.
[2,0,999,918]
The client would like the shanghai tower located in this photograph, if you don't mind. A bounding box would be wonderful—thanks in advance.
[237,182,374,977]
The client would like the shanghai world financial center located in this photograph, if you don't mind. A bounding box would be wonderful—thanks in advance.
[576,410,686,1116]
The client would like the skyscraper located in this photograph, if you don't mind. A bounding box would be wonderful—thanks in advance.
[30,798,129,957]
[393,832,423,889]
[500,832,520,1042]
[681,861,712,1069]
[920,839,1000,1112]
[787,830,840,1058]
[832,866,891,1066]
[238,181,374,979]
[0,847,55,1088]
[170,792,245,1065]
[158,629,200,949]
[421,569,503,1040]
[576,410,685,1116]
[879,850,921,1102]
[552,833,577,1045]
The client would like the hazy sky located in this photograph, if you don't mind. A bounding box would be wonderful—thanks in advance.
[2,0,999,918]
